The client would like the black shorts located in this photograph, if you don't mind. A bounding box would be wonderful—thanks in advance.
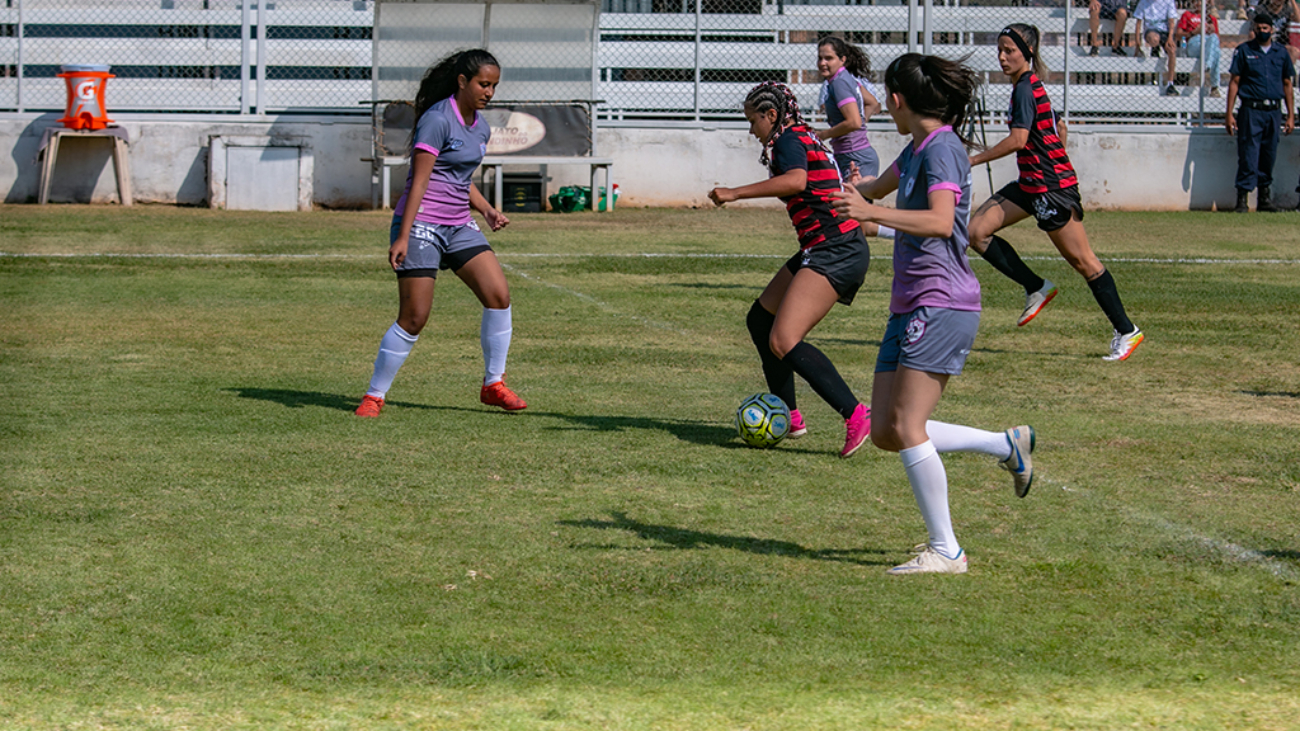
[996,182,1084,233]
[1096,0,1127,20]
[784,228,871,305]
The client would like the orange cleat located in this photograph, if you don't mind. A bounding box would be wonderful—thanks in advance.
[480,378,527,411]
[354,394,384,417]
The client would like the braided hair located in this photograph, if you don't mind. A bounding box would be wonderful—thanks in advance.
[744,80,811,168]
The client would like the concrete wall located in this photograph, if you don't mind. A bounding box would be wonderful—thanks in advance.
[4,112,1300,211]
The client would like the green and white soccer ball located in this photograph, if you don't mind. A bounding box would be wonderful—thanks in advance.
[736,393,791,449]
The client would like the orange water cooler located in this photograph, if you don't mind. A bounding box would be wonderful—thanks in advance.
[57,64,115,130]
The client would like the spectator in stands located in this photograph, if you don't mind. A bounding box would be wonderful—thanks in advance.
[814,37,883,183]
[967,24,1145,362]
[1134,0,1181,94]
[1176,0,1223,97]
[1241,0,1300,62]
[1226,10,1295,211]
[1090,0,1133,55]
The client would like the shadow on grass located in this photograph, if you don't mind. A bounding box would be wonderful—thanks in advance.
[226,388,439,413]
[1260,549,1300,561]
[558,511,891,566]
[227,387,786,449]
[1239,390,1300,399]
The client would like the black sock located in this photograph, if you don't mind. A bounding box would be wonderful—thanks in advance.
[782,341,860,419]
[980,236,1046,294]
[746,301,797,410]
[1086,269,1135,334]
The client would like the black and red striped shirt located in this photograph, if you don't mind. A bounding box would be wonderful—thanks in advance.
[1008,72,1077,194]
[770,126,862,250]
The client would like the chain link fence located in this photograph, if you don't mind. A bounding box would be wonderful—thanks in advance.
[0,0,1279,125]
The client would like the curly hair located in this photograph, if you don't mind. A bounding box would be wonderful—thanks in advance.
[817,36,871,79]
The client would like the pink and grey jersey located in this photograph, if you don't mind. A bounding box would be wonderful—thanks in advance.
[821,68,874,155]
[770,125,862,250]
[1008,72,1076,194]
[888,126,980,315]
[394,96,492,226]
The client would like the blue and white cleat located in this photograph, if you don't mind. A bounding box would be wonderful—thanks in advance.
[1001,425,1035,498]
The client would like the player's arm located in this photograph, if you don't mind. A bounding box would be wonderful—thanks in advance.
[833,188,958,238]
[817,102,862,141]
[390,150,436,270]
[970,127,1029,166]
[859,86,882,120]
[855,161,900,200]
[709,168,806,205]
[469,182,510,231]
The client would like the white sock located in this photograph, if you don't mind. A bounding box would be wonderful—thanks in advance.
[366,322,418,399]
[481,306,512,386]
[900,440,960,559]
[877,225,896,239]
[926,421,1012,460]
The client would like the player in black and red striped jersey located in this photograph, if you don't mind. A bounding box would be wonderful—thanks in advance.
[968,24,1144,362]
[709,81,872,458]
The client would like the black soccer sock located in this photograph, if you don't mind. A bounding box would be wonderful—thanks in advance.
[980,235,1046,294]
[782,341,860,419]
[1086,269,1136,335]
[746,300,797,410]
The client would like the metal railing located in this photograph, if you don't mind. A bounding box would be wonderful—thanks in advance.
[0,0,1265,126]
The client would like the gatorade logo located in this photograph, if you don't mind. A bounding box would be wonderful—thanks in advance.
[76,81,97,101]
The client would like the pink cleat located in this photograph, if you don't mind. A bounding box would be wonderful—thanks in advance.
[787,408,808,439]
[840,403,871,458]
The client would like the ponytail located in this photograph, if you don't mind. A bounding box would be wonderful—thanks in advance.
[817,36,871,79]
[409,48,500,153]
[884,53,982,149]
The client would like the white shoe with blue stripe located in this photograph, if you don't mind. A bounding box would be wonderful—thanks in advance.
[1000,425,1035,498]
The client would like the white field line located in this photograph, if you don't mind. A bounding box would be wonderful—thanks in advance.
[1048,478,1298,580]
[4,251,1300,266]
[498,261,697,338]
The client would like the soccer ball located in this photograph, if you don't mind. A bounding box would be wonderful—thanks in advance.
[736,393,791,449]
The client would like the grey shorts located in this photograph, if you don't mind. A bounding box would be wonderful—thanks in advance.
[784,228,871,305]
[834,147,880,182]
[390,217,492,279]
[875,306,980,376]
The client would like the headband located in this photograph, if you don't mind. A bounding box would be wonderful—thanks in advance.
[999,27,1034,61]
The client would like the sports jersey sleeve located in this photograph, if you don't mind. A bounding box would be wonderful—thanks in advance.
[1009,80,1036,130]
[412,109,451,157]
[830,72,860,110]
[771,131,808,175]
[922,143,968,206]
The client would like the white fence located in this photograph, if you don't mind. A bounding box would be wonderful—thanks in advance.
[0,0,1267,124]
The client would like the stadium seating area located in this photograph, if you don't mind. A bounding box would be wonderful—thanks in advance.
[0,0,1261,124]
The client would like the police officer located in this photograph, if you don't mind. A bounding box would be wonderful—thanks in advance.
[1226,10,1295,212]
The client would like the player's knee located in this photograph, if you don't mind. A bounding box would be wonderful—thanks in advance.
[768,333,796,360]
[871,427,901,452]
[398,313,429,335]
[480,289,510,310]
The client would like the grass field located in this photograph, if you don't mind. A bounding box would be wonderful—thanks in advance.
[2,204,1299,730]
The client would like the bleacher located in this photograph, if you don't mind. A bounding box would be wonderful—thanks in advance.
[0,0,1256,123]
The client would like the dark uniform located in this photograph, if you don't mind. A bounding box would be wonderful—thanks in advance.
[1227,13,1295,211]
